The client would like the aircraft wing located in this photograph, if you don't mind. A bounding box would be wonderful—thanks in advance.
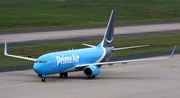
[113,45,149,50]
[4,42,37,61]
[76,45,177,68]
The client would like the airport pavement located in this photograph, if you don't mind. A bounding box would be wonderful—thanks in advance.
[0,54,180,98]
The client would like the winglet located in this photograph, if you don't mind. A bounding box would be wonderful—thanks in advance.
[4,42,8,55]
[169,45,177,58]
[4,42,37,61]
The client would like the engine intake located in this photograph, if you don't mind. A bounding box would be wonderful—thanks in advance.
[84,65,100,76]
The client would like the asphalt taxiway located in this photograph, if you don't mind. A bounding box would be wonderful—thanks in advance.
[0,54,180,98]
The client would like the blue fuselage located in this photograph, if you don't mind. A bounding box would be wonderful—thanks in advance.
[33,47,105,75]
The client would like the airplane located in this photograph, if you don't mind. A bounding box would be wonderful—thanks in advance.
[4,9,177,82]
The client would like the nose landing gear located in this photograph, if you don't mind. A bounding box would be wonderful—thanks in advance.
[41,75,46,82]
[42,77,46,82]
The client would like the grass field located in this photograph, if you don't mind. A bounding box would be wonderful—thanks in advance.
[1,0,180,32]
[0,33,179,67]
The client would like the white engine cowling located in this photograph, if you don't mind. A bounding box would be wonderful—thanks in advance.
[84,65,100,76]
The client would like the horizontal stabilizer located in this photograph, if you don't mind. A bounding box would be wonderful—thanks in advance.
[4,42,37,61]
[82,43,96,48]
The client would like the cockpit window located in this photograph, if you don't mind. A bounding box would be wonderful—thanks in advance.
[35,61,47,64]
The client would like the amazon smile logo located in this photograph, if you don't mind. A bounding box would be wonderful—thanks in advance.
[105,37,113,43]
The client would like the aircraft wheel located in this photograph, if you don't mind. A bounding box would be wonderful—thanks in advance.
[87,76,95,79]
[60,73,64,78]
[87,76,91,79]
[92,76,95,78]
[64,72,68,78]
[60,72,68,78]
[42,77,46,82]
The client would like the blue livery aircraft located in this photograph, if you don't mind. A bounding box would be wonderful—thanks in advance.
[4,10,177,82]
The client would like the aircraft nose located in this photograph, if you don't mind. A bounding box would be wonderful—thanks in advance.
[33,64,43,74]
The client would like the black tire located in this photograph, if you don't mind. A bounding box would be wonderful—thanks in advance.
[60,73,64,78]
[60,72,68,78]
[92,76,95,78]
[64,72,68,78]
[87,76,91,79]
[42,77,46,82]
[87,76,95,79]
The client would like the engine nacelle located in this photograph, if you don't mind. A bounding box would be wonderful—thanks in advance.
[84,65,100,76]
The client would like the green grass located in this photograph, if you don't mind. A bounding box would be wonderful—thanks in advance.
[0,33,179,68]
[1,0,180,32]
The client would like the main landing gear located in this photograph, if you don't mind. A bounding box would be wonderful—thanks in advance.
[60,72,68,78]
[39,73,68,82]
[87,76,95,79]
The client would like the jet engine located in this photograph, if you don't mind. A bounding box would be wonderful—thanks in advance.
[84,65,100,77]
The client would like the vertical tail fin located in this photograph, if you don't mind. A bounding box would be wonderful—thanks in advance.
[98,9,116,47]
